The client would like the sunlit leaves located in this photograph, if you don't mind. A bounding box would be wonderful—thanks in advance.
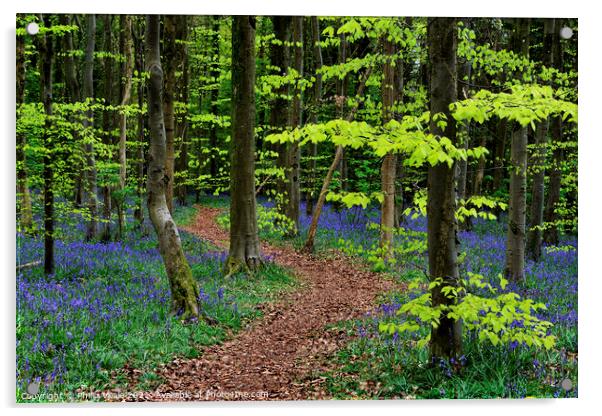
[380,272,556,352]
[452,84,578,128]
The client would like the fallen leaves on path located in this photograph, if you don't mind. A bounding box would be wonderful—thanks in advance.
[129,206,401,401]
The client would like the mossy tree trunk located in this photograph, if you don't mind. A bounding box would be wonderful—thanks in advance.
[224,16,262,276]
[146,15,199,319]
[427,17,462,361]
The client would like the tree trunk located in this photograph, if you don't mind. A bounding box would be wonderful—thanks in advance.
[175,15,189,206]
[492,118,508,191]
[270,17,296,230]
[306,16,322,217]
[303,67,372,253]
[115,15,133,239]
[427,17,462,361]
[134,17,145,228]
[84,15,98,241]
[504,128,528,283]
[16,28,33,231]
[163,15,177,214]
[146,15,199,319]
[504,19,530,283]
[282,16,304,235]
[39,15,54,275]
[208,16,221,185]
[380,35,397,254]
[99,15,113,241]
[472,134,487,196]
[543,118,563,245]
[527,122,548,260]
[527,19,555,261]
[337,33,349,193]
[543,19,564,246]
[59,14,85,209]
[224,16,262,276]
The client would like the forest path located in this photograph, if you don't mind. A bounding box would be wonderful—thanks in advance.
[149,205,399,401]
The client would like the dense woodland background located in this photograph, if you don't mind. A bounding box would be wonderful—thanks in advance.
[16,15,578,401]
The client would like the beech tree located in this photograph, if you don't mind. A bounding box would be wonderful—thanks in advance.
[16,22,33,231]
[163,15,177,214]
[39,15,54,275]
[527,18,556,261]
[504,19,530,283]
[379,34,398,254]
[224,15,262,276]
[146,15,199,319]
[116,15,133,238]
[426,17,462,360]
[304,16,322,217]
[83,15,98,241]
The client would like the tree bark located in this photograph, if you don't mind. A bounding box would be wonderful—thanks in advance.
[133,17,145,228]
[527,18,556,261]
[146,15,199,319]
[543,119,563,245]
[60,14,85,209]
[305,16,322,217]
[224,16,262,276]
[504,19,530,283]
[492,119,508,191]
[208,16,221,185]
[100,15,113,242]
[504,128,528,282]
[270,17,297,231]
[39,15,54,275]
[163,15,177,214]
[337,32,349,193]
[472,134,487,196]
[115,15,133,239]
[426,17,462,361]
[380,35,397,254]
[84,15,98,241]
[175,15,189,206]
[282,16,304,235]
[543,19,564,246]
[16,27,33,231]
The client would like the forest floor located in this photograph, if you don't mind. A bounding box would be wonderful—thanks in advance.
[141,205,402,401]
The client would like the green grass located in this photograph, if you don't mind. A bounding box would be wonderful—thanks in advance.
[16,204,297,402]
[322,286,577,400]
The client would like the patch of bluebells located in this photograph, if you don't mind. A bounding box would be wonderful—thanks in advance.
[321,205,577,397]
[16,209,235,395]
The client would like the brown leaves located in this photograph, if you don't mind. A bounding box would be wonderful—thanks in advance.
[119,205,403,401]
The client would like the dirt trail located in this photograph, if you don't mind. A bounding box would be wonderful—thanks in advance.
[144,206,399,401]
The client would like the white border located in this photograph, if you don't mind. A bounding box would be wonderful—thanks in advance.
[2,1,598,415]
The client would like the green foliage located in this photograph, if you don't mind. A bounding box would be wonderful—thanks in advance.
[452,84,578,129]
[379,273,556,351]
